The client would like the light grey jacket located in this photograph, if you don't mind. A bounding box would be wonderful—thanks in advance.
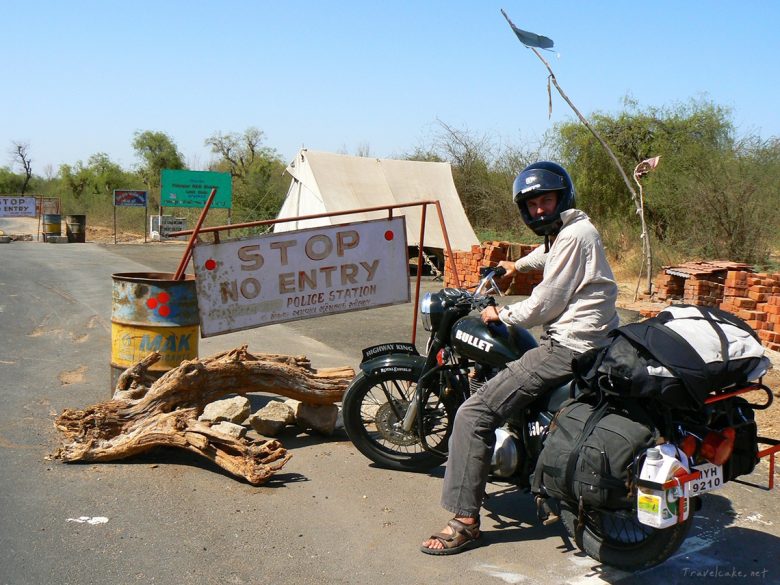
[497,209,619,353]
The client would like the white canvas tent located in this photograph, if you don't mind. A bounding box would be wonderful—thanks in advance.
[274,149,479,252]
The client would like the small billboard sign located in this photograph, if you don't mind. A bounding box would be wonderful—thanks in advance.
[150,215,187,240]
[0,196,36,217]
[113,189,148,207]
[192,217,410,337]
[160,170,232,209]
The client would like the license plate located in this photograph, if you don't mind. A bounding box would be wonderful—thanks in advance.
[688,463,724,495]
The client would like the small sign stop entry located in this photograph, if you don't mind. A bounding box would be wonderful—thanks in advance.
[192,217,410,337]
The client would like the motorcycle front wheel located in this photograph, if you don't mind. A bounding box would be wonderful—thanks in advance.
[560,503,694,570]
[342,369,452,472]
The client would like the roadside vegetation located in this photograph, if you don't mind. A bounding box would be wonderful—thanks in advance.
[3,98,779,275]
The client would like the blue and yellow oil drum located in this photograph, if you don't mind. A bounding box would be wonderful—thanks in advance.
[110,272,199,390]
[42,214,61,240]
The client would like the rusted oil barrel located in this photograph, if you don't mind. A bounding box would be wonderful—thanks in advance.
[65,214,86,243]
[110,272,199,390]
[42,214,61,240]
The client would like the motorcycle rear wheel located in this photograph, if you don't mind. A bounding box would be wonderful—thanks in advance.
[342,370,451,472]
[560,503,693,570]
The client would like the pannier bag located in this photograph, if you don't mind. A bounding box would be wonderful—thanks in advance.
[685,396,760,482]
[721,398,760,481]
[574,304,769,410]
[532,398,657,508]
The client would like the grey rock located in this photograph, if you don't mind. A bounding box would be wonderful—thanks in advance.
[248,401,295,437]
[199,396,251,424]
[211,421,246,439]
[283,399,302,414]
[295,402,340,436]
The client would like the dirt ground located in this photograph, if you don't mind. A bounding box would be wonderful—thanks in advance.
[87,224,181,244]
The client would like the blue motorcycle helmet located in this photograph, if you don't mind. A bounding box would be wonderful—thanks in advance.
[512,161,576,237]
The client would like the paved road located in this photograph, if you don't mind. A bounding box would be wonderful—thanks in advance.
[0,234,778,585]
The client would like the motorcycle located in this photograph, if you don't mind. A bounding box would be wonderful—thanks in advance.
[342,266,774,569]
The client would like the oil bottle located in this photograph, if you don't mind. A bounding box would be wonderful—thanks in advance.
[636,446,690,528]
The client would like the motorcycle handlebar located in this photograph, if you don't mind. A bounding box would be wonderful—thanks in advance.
[479,265,507,279]
[473,266,507,299]
[474,295,497,311]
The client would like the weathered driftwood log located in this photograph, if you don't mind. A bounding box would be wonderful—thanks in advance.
[54,345,355,485]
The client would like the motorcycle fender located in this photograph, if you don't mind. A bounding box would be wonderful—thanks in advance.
[359,353,427,379]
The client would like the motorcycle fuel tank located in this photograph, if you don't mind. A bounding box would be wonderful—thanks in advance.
[450,316,538,367]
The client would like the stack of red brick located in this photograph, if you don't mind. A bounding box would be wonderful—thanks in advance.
[443,241,542,295]
[653,261,749,306]
[683,278,725,307]
[720,271,780,352]
[653,273,685,301]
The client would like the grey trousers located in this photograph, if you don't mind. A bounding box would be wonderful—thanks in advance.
[440,335,579,517]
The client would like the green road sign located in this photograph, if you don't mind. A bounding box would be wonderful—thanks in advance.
[160,169,232,208]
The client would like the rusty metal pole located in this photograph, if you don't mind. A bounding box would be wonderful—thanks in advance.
[168,200,441,237]
[434,201,460,287]
[173,188,217,281]
[411,204,428,345]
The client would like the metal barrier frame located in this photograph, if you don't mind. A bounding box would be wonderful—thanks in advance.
[169,200,460,345]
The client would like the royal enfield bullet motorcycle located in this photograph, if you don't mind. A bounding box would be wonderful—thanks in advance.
[342,266,774,569]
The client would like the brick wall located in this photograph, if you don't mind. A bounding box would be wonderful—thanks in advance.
[443,241,542,294]
[720,271,780,352]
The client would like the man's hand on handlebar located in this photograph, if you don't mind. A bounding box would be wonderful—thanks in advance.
[481,305,501,324]
[497,260,517,279]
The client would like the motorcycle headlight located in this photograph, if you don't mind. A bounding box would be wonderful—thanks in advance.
[420,292,444,332]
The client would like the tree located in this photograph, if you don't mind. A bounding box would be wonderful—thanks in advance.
[648,135,779,264]
[59,161,92,199]
[554,99,779,265]
[410,120,540,239]
[354,142,371,158]
[403,148,444,163]
[58,153,140,210]
[0,167,26,194]
[86,152,128,194]
[205,127,288,222]
[10,142,33,194]
[132,131,185,188]
[432,122,501,229]
[205,127,275,180]
[555,99,734,224]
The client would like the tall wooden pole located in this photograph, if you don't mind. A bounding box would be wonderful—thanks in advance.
[501,9,654,294]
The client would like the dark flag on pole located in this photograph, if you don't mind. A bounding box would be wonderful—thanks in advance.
[500,9,554,49]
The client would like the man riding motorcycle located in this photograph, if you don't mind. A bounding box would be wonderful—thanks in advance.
[421,161,619,555]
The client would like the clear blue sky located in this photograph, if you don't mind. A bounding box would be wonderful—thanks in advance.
[3,1,779,174]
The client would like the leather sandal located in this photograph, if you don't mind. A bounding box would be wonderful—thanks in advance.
[420,518,481,556]
[535,496,560,526]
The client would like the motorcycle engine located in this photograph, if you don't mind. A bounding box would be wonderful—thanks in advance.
[491,426,522,478]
